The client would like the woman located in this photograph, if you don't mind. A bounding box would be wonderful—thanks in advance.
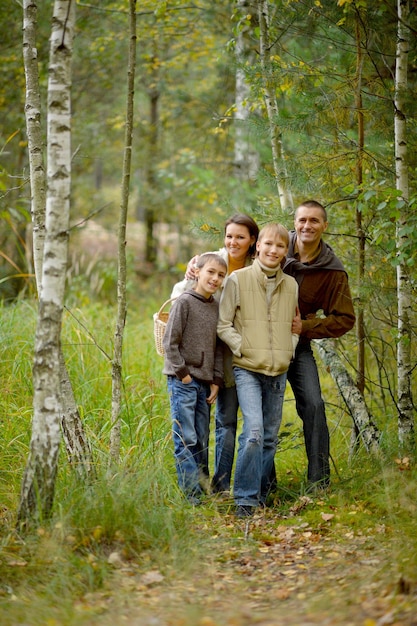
[171,214,259,494]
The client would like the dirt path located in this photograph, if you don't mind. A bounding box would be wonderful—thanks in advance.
[79,505,417,626]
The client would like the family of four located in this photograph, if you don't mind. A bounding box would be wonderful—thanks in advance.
[162,201,355,517]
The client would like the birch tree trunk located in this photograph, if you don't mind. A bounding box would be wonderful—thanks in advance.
[354,12,366,397]
[350,9,367,455]
[109,0,137,462]
[256,0,293,212]
[18,0,76,526]
[394,0,414,452]
[233,0,259,180]
[23,0,46,284]
[315,339,381,455]
[22,0,94,480]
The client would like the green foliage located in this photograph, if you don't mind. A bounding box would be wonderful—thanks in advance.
[1,1,417,619]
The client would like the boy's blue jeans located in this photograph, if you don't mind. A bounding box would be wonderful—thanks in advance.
[167,376,210,497]
[233,367,286,507]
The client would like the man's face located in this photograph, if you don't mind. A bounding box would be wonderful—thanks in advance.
[294,206,328,246]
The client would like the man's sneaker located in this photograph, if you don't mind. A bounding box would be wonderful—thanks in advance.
[235,504,255,518]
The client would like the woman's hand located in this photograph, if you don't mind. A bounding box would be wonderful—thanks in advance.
[207,384,219,404]
[185,255,199,280]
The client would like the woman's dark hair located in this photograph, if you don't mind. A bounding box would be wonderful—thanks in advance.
[224,214,259,257]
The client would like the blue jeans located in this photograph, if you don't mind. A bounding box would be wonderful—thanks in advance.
[233,367,286,507]
[211,385,239,492]
[287,342,330,484]
[167,376,210,497]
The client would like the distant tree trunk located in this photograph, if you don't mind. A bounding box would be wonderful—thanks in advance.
[109,0,137,462]
[233,0,259,180]
[18,0,76,526]
[256,0,293,212]
[144,41,159,266]
[354,10,366,396]
[22,0,93,480]
[315,339,380,455]
[350,8,366,456]
[394,0,414,452]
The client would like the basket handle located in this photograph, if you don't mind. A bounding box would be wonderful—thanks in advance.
[157,297,177,316]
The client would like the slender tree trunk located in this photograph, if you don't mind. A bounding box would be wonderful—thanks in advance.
[394,0,414,452]
[315,339,380,455]
[145,82,159,265]
[109,0,137,462]
[18,0,76,526]
[256,0,292,212]
[23,0,46,284]
[143,36,160,266]
[233,0,259,180]
[354,11,366,396]
[22,0,94,480]
[350,9,367,457]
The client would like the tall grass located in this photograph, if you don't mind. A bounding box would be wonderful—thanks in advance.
[0,295,190,604]
[0,288,416,624]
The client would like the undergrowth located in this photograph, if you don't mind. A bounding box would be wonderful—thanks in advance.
[0,295,416,625]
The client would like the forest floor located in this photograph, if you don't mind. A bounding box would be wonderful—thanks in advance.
[76,498,417,626]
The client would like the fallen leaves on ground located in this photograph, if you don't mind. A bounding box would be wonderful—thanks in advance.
[77,505,417,626]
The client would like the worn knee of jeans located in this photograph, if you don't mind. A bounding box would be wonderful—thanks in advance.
[248,429,261,445]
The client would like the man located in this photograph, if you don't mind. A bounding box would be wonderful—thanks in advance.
[283,200,355,488]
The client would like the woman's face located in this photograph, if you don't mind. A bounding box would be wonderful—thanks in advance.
[224,223,255,263]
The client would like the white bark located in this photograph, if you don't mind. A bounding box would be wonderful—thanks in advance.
[23,0,46,287]
[22,0,94,481]
[394,0,414,452]
[110,0,137,462]
[18,0,76,525]
[256,0,293,212]
[233,0,259,180]
[315,339,381,456]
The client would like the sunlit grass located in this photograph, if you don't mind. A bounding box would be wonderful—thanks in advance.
[0,293,416,624]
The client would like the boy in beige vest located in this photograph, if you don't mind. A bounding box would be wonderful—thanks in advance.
[217,223,299,517]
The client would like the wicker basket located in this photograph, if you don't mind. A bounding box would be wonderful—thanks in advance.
[153,298,176,356]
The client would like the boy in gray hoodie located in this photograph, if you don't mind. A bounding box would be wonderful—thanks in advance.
[163,253,227,504]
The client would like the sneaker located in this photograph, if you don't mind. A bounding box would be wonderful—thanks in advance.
[235,504,255,518]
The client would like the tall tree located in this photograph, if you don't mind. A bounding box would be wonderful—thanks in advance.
[22,0,93,480]
[256,0,293,212]
[22,0,46,285]
[110,0,137,461]
[394,0,414,452]
[233,0,259,180]
[353,6,366,397]
[18,0,76,525]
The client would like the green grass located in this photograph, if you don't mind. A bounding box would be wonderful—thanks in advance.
[0,293,416,624]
